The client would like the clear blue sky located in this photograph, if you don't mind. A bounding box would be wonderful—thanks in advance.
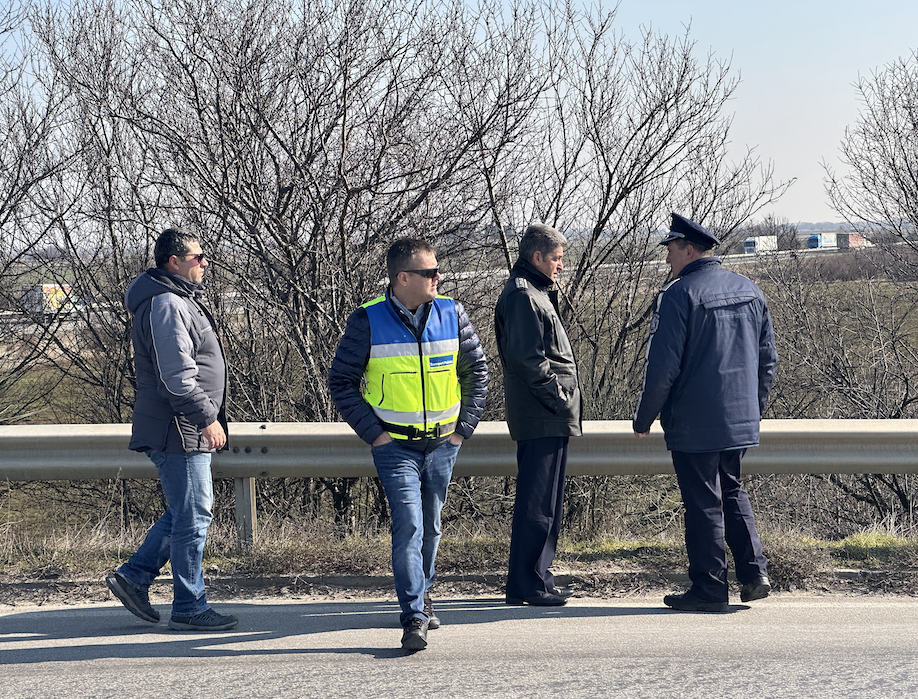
[609,0,918,223]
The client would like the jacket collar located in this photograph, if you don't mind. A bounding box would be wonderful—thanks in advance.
[511,257,554,290]
[678,256,722,278]
[146,267,204,298]
[384,286,431,335]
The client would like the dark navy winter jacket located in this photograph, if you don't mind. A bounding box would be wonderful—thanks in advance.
[125,268,228,453]
[632,257,778,453]
[328,288,488,448]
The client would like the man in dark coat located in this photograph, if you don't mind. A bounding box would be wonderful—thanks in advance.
[633,213,778,612]
[495,223,582,607]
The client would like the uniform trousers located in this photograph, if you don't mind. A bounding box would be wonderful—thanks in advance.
[506,436,568,597]
[671,449,768,603]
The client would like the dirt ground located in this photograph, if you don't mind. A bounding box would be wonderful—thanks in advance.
[3,566,917,610]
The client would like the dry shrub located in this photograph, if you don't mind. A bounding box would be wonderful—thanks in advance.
[761,535,834,591]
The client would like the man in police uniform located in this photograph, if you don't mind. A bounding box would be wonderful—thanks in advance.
[633,213,778,613]
[328,238,488,650]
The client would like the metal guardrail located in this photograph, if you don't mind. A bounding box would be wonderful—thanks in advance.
[3,419,918,542]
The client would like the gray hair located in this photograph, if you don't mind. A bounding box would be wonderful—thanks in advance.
[519,223,567,263]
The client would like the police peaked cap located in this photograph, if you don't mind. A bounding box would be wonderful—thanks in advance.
[659,213,721,249]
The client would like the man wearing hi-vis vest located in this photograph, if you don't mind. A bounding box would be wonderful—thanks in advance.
[329,238,488,651]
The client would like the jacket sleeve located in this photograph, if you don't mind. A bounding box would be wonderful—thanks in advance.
[499,290,566,414]
[149,294,219,429]
[758,300,778,415]
[632,288,688,434]
[454,301,488,439]
[327,307,386,445]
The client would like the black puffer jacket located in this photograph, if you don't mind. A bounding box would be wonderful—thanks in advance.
[125,268,228,453]
[494,258,582,441]
[328,289,489,448]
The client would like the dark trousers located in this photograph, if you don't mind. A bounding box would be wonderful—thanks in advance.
[506,436,569,597]
[672,449,768,602]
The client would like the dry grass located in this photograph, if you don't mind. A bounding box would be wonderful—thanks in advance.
[4,516,915,592]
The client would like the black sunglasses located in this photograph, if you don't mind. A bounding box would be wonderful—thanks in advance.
[403,267,439,278]
[183,253,206,263]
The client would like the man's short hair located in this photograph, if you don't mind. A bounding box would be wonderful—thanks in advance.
[671,238,714,256]
[154,228,199,268]
[519,223,567,263]
[387,238,436,281]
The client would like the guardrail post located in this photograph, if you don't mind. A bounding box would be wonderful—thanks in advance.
[234,476,257,546]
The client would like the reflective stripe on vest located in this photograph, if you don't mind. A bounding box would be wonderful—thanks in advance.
[362,294,461,439]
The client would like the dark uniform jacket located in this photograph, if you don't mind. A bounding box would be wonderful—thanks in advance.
[328,288,489,449]
[125,268,228,453]
[632,257,778,453]
[495,258,582,441]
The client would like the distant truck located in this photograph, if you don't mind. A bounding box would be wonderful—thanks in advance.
[744,235,778,254]
[837,232,867,249]
[21,284,76,315]
[807,232,837,249]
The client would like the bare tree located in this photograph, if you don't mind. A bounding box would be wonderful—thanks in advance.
[826,51,918,251]
[0,3,80,423]
[8,0,796,534]
[485,13,790,420]
[744,246,918,532]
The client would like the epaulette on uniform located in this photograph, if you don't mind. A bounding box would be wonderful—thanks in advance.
[655,277,681,312]
[514,277,529,289]
[661,277,681,292]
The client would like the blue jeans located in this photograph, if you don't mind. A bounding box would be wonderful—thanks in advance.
[118,449,214,617]
[372,439,460,627]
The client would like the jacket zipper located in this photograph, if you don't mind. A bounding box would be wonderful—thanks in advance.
[418,334,427,430]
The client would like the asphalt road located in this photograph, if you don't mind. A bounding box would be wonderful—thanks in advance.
[2,594,917,698]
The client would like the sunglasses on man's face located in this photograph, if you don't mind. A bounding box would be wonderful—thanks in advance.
[183,253,206,263]
[403,267,439,278]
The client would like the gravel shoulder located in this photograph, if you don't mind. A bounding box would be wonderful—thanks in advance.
[4,565,917,610]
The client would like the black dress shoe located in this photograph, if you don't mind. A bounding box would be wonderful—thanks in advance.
[740,575,772,602]
[505,591,568,606]
[663,590,729,613]
[548,586,574,598]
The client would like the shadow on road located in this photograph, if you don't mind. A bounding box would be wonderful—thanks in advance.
[0,596,744,664]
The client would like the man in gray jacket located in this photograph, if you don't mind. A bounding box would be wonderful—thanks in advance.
[105,228,238,631]
[495,223,582,607]
[634,213,778,613]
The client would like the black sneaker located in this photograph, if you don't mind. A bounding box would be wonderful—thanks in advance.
[663,590,729,613]
[168,608,239,631]
[423,593,440,630]
[400,617,429,651]
[741,575,772,603]
[105,572,160,623]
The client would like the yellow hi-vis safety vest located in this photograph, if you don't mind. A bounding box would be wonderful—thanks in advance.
[362,294,461,440]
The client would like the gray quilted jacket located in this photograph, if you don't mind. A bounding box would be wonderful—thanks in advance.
[125,268,228,453]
